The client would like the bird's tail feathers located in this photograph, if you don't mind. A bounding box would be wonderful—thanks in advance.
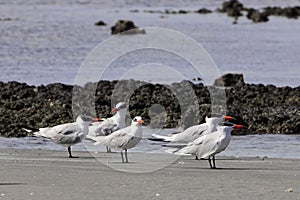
[93,136,106,146]
[162,143,187,148]
[165,148,191,156]
[21,126,40,133]
[85,134,99,142]
[32,128,53,138]
[22,126,55,138]
[151,134,173,142]
[165,148,177,154]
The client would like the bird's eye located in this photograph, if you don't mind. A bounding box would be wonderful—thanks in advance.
[133,118,137,122]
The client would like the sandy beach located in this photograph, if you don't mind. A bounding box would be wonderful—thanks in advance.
[0,148,299,200]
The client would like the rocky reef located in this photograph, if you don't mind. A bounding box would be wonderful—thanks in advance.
[0,75,299,137]
[139,0,300,23]
[111,20,145,35]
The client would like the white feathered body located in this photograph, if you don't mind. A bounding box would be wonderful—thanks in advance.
[93,124,143,150]
[152,124,208,143]
[88,118,119,137]
[151,117,225,143]
[174,126,233,159]
[87,108,126,139]
[34,118,90,147]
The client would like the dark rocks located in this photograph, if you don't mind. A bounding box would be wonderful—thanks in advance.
[196,8,212,14]
[133,2,299,24]
[264,6,300,19]
[165,9,190,14]
[0,77,299,137]
[217,0,244,17]
[247,9,269,23]
[94,20,107,26]
[214,73,244,87]
[111,20,145,35]
[192,77,202,81]
[217,0,300,23]
[0,18,12,21]
[217,0,244,13]
[178,10,189,14]
[227,8,243,18]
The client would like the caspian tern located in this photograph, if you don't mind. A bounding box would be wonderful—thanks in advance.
[86,102,127,152]
[27,115,100,158]
[93,116,144,163]
[171,124,244,169]
[151,116,234,143]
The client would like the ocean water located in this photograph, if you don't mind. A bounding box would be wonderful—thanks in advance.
[0,128,300,159]
[0,0,300,86]
[0,0,300,158]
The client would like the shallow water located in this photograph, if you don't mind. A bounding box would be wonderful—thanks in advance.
[1,1,299,158]
[0,0,300,86]
[1,128,299,159]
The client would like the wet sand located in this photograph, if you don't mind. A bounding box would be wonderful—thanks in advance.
[0,148,299,200]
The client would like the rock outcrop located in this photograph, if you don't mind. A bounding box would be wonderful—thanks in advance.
[0,77,299,137]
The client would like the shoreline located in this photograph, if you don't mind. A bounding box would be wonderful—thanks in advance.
[1,78,300,88]
[0,148,299,199]
[1,133,300,160]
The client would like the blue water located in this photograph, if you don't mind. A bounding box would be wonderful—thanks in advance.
[0,0,300,86]
[1,1,299,159]
[0,128,300,159]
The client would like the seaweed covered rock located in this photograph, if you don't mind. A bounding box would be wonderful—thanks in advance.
[264,6,300,19]
[247,9,269,23]
[217,0,244,17]
[94,20,107,26]
[111,20,145,35]
[214,73,244,87]
[0,77,299,137]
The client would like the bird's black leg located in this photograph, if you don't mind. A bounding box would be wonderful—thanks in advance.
[208,157,213,169]
[68,146,78,158]
[121,151,124,163]
[106,146,112,153]
[125,149,128,163]
[212,156,216,169]
[195,155,199,160]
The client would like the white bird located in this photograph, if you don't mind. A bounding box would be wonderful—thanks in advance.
[171,124,243,169]
[30,115,99,158]
[151,116,234,143]
[86,102,127,152]
[92,116,144,163]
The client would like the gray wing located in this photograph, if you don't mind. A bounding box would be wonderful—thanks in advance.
[91,119,119,136]
[51,123,82,145]
[52,123,78,135]
[173,124,208,143]
[106,127,133,149]
[53,133,82,146]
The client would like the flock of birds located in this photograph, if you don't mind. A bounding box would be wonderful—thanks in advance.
[23,102,245,169]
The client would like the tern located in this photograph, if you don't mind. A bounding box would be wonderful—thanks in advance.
[93,116,144,163]
[150,116,234,143]
[171,124,244,169]
[24,115,100,158]
[151,116,235,160]
[86,102,127,152]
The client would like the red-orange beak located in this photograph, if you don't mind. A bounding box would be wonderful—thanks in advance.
[93,118,101,122]
[110,108,118,114]
[138,119,144,124]
[234,124,244,129]
[224,116,235,121]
